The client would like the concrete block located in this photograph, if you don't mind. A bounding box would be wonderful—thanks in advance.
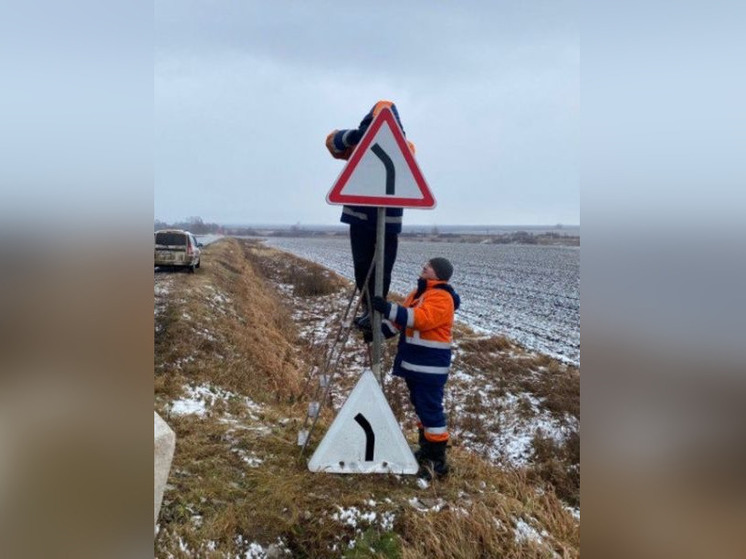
[154,412,176,529]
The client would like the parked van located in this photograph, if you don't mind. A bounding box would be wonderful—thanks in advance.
[154,229,202,273]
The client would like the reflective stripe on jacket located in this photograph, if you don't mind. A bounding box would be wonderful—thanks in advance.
[340,206,403,234]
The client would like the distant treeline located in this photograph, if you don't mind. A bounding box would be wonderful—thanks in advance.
[155,217,260,237]
[155,218,579,246]
[155,219,342,238]
[400,230,580,246]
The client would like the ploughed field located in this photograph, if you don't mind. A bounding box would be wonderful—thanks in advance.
[265,237,580,366]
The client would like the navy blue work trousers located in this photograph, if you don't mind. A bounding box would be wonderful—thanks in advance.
[405,377,447,431]
[348,223,398,305]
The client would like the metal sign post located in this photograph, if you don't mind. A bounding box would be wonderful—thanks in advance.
[372,207,386,384]
[326,106,436,385]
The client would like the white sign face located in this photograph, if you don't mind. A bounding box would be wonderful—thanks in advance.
[326,107,435,208]
[308,370,419,474]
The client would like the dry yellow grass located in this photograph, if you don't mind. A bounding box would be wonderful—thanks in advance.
[155,239,304,403]
[449,330,580,507]
[154,237,579,558]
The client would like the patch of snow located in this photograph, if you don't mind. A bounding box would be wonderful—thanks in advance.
[514,518,541,542]
[408,496,446,512]
[196,327,217,342]
[449,369,473,383]
[232,448,264,467]
[513,517,559,557]
[154,277,173,318]
[206,289,234,316]
[447,363,575,468]
[154,279,172,299]
[170,384,265,418]
[331,506,376,527]
[245,542,266,558]
[234,534,288,558]
[170,396,206,416]
[380,510,395,531]
[174,355,196,370]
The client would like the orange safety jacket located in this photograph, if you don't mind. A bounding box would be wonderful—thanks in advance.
[384,278,460,383]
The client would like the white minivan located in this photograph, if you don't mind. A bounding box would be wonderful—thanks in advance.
[154,229,202,273]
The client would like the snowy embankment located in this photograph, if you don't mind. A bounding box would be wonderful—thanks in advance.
[154,238,579,557]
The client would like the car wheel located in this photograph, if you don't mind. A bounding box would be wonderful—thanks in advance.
[196,259,201,269]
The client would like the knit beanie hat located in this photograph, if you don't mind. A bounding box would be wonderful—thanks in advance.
[429,257,454,281]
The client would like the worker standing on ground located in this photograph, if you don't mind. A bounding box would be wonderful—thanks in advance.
[370,257,460,480]
[325,100,416,332]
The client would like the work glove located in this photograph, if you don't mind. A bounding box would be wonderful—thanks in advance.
[382,319,399,339]
[371,296,390,315]
[326,130,354,160]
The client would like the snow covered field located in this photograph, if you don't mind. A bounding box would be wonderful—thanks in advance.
[265,237,580,366]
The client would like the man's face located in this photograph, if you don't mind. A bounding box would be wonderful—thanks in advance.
[420,261,438,280]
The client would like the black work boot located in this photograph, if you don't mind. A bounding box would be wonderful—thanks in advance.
[354,310,371,330]
[417,440,449,481]
[354,299,370,329]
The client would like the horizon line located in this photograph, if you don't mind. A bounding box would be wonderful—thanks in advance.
[155,220,580,228]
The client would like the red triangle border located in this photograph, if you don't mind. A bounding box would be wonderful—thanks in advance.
[326,108,436,208]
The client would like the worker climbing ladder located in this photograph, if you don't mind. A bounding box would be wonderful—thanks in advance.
[300,105,435,474]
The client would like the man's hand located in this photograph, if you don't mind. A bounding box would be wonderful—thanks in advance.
[371,296,389,314]
[326,130,354,160]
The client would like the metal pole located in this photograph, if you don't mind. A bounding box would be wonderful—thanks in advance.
[372,207,385,384]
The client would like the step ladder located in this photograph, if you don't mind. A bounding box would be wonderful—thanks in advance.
[297,260,388,458]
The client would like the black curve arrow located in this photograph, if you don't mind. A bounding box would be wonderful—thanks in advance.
[371,143,395,195]
[354,413,375,461]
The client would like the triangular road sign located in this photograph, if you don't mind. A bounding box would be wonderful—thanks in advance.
[326,107,436,208]
[308,370,419,474]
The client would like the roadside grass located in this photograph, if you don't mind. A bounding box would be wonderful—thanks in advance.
[399,450,579,558]
[450,330,580,507]
[155,238,304,405]
[154,237,580,558]
[453,331,579,429]
[241,241,348,298]
[529,429,581,508]
[161,411,579,558]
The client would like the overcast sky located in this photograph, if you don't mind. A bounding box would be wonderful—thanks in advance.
[155,1,578,227]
